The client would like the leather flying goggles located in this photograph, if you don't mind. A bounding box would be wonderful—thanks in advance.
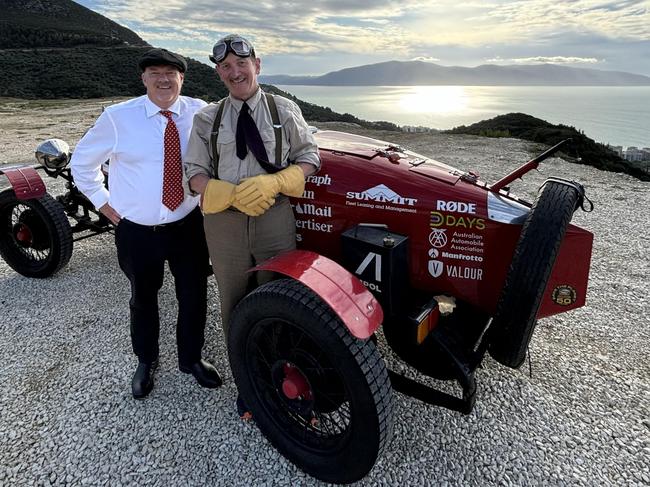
[210,37,255,64]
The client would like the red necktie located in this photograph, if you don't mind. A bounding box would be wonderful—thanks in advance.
[160,110,184,211]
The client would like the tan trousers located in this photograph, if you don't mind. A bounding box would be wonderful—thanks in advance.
[203,197,296,338]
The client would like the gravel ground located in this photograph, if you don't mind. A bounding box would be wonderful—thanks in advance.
[1,99,649,486]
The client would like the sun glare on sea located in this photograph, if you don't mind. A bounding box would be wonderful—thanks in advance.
[398,86,468,114]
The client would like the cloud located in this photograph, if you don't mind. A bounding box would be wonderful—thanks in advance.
[76,0,650,76]
[412,56,441,62]
[486,56,602,65]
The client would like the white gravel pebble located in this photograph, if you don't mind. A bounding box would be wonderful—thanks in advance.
[1,102,649,486]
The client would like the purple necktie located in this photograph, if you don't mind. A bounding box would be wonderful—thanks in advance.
[235,102,280,173]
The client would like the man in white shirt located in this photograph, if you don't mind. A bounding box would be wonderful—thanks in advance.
[71,48,222,399]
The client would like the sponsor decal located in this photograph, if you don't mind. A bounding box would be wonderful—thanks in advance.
[441,251,483,262]
[294,202,332,217]
[428,229,448,248]
[426,222,485,281]
[446,264,483,280]
[347,184,417,206]
[355,252,383,293]
[428,259,444,278]
[552,285,577,306]
[450,231,484,254]
[296,189,315,200]
[295,219,333,233]
[428,261,483,280]
[296,233,302,242]
[436,200,477,214]
[306,173,332,187]
[355,252,382,282]
[430,211,485,230]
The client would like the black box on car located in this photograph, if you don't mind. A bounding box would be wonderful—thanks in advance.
[341,224,409,316]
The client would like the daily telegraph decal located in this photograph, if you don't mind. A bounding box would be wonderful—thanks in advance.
[346,184,418,213]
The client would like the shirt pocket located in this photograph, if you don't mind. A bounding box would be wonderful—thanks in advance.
[215,128,236,154]
[261,127,292,167]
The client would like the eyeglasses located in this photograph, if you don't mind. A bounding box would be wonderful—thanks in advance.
[210,37,254,64]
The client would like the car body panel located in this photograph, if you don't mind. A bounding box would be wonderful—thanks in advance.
[252,249,384,339]
[292,130,593,319]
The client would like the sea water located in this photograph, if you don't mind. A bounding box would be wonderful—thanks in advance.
[277,85,650,148]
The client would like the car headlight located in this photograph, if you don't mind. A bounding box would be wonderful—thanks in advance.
[35,138,71,171]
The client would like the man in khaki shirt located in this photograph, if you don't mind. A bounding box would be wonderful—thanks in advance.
[183,35,320,372]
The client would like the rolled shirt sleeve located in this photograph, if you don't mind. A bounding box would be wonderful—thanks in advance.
[184,106,218,181]
[282,100,321,170]
[70,111,116,209]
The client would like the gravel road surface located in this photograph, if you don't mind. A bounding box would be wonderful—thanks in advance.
[1,100,648,486]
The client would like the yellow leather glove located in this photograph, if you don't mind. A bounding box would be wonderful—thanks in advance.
[200,179,235,214]
[201,179,275,216]
[233,194,275,216]
[235,165,306,207]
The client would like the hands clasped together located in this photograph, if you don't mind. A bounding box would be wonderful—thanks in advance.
[201,165,305,216]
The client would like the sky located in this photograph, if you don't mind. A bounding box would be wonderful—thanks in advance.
[77,0,650,77]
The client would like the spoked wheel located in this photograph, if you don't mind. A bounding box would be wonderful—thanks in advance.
[229,278,394,484]
[0,189,73,277]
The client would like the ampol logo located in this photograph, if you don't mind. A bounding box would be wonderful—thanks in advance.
[346,184,417,206]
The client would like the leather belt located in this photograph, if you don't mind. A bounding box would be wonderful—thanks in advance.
[122,207,199,231]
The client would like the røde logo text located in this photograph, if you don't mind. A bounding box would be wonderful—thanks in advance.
[436,200,476,214]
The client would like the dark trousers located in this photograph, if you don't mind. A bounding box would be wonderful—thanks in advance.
[115,207,209,366]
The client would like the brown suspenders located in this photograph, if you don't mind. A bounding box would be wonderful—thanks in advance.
[209,93,282,179]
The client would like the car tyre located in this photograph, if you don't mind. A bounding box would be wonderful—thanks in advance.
[228,278,394,484]
[488,180,581,368]
[0,189,73,278]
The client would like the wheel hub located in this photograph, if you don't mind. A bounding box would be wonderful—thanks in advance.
[281,363,313,400]
[13,223,33,247]
[15,209,49,250]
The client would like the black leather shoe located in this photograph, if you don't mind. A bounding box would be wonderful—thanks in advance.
[179,359,222,388]
[132,360,158,399]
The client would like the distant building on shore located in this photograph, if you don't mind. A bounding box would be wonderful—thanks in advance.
[401,125,435,133]
[623,147,650,162]
[607,145,650,162]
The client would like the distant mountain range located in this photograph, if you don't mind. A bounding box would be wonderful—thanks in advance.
[259,61,650,86]
[0,0,396,129]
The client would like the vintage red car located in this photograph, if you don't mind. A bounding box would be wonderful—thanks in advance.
[0,131,593,483]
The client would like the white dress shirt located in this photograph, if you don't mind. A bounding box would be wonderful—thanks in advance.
[71,95,207,226]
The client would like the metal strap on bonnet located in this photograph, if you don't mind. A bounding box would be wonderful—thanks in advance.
[209,93,282,179]
[540,177,594,213]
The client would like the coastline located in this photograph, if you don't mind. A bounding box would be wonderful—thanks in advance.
[277,85,650,149]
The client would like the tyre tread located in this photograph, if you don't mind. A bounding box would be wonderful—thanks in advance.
[489,181,579,368]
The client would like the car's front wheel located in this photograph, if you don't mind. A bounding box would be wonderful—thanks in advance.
[228,278,394,484]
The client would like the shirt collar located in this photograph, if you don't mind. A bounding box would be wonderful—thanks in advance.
[228,88,262,113]
[144,96,182,118]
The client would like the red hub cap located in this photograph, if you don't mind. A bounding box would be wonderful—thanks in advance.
[281,363,312,400]
[15,224,33,246]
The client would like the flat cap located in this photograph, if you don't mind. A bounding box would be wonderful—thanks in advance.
[138,48,187,73]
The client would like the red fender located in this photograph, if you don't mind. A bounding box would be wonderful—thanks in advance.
[0,166,46,200]
[252,249,383,339]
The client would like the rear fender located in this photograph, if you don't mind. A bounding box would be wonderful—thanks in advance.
[252,250,383,339]
[0,166,46,200]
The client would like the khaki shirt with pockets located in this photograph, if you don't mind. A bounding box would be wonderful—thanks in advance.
[183,88,320,185]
